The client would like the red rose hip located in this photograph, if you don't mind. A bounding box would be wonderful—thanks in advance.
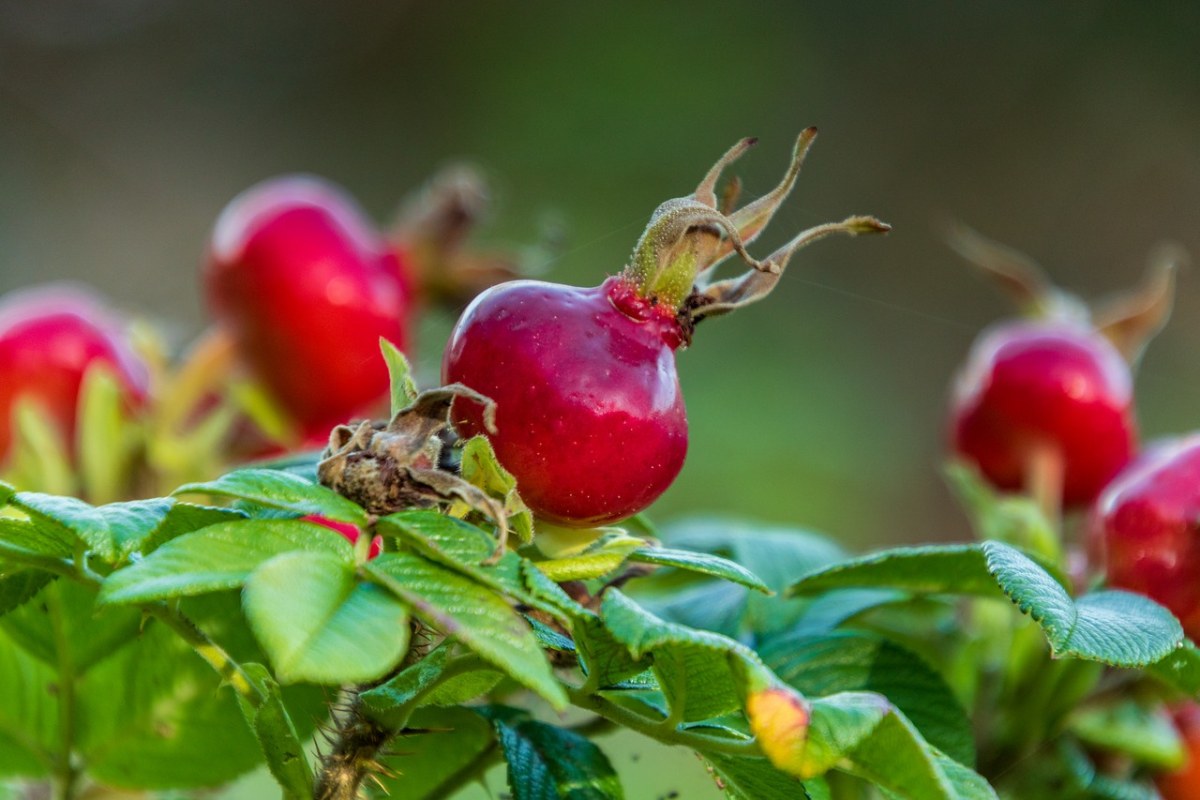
[444,132,887,527]
[205,175,412,440]
[950,320,1135,509]
[1089,434,1200,640]
[0,285,147,462]
[444,277,688,527]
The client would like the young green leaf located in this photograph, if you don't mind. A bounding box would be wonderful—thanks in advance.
[477,706,624,800]
[381,337,419,416]
[235,663,314,799]
[360,643,501,727]
[790,541,1183,667]
[459,435,533,544]
[627,547,771,594]
[532,524,645,582]
[99,518,352,605]
[243,550,410,685]
[366,553,567,709]
[174,468,368,526]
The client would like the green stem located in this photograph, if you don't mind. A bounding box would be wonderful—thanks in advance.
[47,585,78,800]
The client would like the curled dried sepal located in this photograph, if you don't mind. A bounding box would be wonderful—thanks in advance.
[621,129,889,316]
[689,216,891,321]
[944,222,1088,322]
[316,384,510,561]
[391,164,524,306]
[1093,245,1184,364]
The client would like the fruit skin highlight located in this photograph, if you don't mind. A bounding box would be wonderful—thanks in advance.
[444,132,888,527]
[0,285,148,462]
[950,320,1135,509]
[205,175,412,440]
[1089,434,1200,640]
[443,276,688,528]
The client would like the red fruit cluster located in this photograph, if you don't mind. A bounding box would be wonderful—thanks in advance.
[0,286,147,462]
[205,176,413,441]
[950,320,1135,508]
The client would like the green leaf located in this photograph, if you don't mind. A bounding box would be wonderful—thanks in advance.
[703,754,814,799]
[478,706,624,799]
[174,468,368,526]
[460,435,534,544]
[1069,701,1184,768]
[99,518,352,605]
[381,338,419,415]
[378,707,496,799]
[803,693,996,799]
[790,541,1183,667]
[77,614,265,788]
[600,589,765,722]
[532,524,645,581]
[1,580,142,673]
[236,663,314,799]
[1149,640,1200,696]
[140,502,248,555]
[243,551,410,685]
[378,510,496,568]
[627,547,771,594]
[656,517,848,636]
[361,644,501,727]
[760,630,975,767]
[9,493,174,563]
[366,553,567,709]
[0,628,58,778]
[0,515,75,561]
[0,570,55,617]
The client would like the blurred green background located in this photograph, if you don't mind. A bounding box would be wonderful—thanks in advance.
[2,2,1199,796]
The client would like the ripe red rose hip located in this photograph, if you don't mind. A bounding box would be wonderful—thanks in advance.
[205,175,412,440]
[444,132,887,527]
[0,285,147,462]
[1089,434,1200,640]
[950,320,1135,508]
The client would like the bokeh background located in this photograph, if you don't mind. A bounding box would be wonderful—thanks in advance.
[2,2,1199,797]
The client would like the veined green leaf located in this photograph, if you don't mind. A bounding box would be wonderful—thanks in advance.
[477,706,624,799]
[244,551,410,685]
[703,754,815,799]
[366,553,566,708]
[460,435,533,544]
[9,493,173,563]
[174,469,368,526]
[235,663,314,799]
[790,541,1183,667]
[627,547,771,594]
[381,338,418,416]
[99,518,352,605]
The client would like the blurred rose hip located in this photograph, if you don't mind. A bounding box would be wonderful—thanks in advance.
[950,320,1135,509]
[205,175,412,441]
[0,285,147,462]
[1089,434,1200,640]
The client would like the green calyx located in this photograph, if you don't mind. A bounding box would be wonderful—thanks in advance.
[621,129,890,315]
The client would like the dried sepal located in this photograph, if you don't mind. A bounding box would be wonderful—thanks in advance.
[1094,245,1184,364]
[689,215,891,321]
[944,222,1087,322]
[621,129,889,318]
[316,383,510,561]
